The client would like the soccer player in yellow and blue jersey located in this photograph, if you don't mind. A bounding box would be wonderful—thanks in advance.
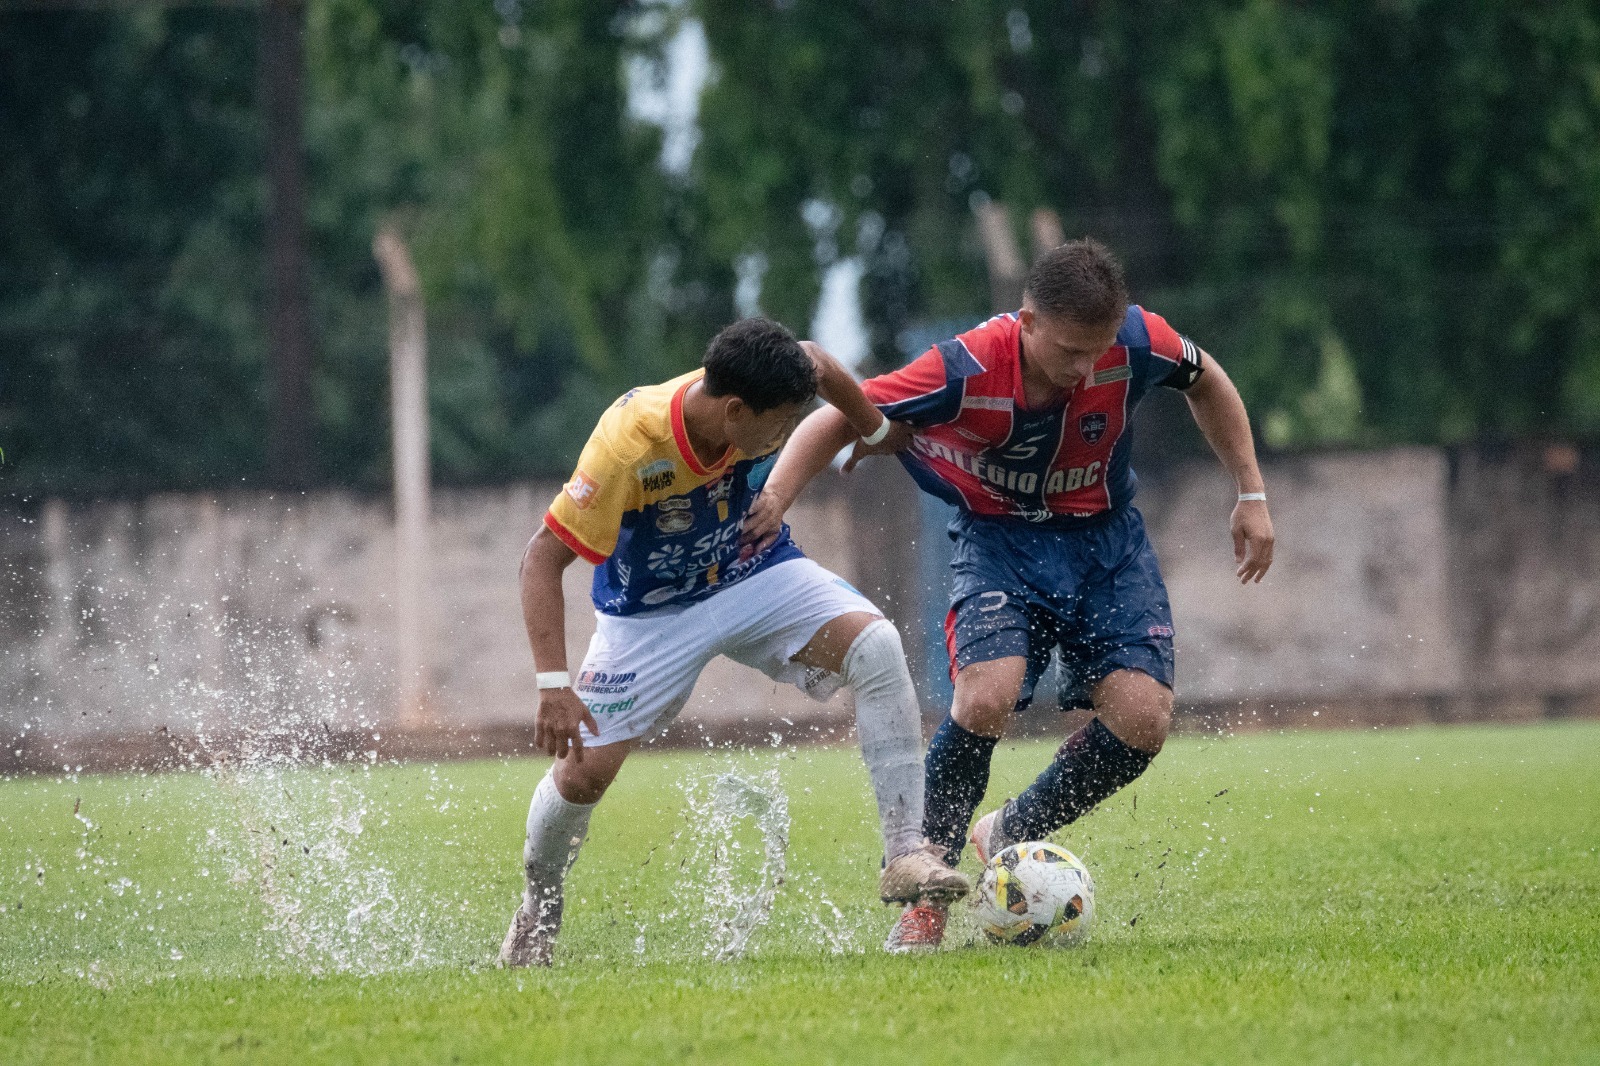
[499,318,970,967]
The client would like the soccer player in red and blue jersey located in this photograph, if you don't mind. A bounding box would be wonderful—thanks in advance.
[747,239,1275,950]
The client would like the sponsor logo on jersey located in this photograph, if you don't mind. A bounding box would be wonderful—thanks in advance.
[1001,430,1051,461]
[961,395,1014,411]
[564,470,601,509]
[655,508,695,534]
[976,590,1009,613]
[914,438,1040,494]
[584,695,637,715]
[641,583,690,606]
[1044,462,1102,494]
[659,495,692,510]
[614,388,639,408]
[576,669,636,695]
[1092,365,1132,386]
[647,542,686,575]
[1078,412,1108,445]
[706,474,735,503]
[637,458,676,493]
[1147,624,1174,638]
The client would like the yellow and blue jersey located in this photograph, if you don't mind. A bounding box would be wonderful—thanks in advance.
[544,369,803,615]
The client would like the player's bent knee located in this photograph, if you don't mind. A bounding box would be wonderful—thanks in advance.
[841,618,907,689]
[1094,669,1173,754]
[951,656,1027,736]
[551,753,621,806]
[951,688,1017,737]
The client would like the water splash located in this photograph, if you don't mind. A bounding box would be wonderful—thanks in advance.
[670,767,790,960]
[205,769,430,975]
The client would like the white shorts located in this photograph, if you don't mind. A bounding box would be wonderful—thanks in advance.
[572,557,880,746]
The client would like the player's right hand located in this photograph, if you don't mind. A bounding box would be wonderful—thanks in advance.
[535,687,599,762]
[738,489,787,559]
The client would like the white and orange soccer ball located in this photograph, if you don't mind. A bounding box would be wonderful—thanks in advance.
[972,841,1095,946]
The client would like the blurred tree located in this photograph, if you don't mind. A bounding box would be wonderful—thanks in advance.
[689,0,1600,449]
[0,0,676,494]
[299,0,677,485]
[3,1,1599,496]
[0,8,267,495]
[262,0,316,487]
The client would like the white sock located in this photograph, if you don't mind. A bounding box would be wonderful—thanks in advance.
[522,770,596,910]
[842,618,927,861]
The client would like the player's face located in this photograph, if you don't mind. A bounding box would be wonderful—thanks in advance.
[1020,309,1122,391]
[724,399,805,456]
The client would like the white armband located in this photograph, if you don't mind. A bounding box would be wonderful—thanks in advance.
[1237,492,1266,503]
[536,671,572,690]
[861,416,891,447]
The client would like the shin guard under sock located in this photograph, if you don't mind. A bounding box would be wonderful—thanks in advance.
[1002,717,1151,842]
[522,771,595,910]
[922,715,999,863]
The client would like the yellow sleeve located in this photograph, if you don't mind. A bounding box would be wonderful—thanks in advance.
[544,416,638,564]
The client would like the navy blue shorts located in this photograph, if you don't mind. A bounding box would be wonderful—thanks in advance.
[943,507,1175,712]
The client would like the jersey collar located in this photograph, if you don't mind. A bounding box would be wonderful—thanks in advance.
[671,376,735,476]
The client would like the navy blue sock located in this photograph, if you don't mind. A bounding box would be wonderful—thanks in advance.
[1002,718,1152,841]
[922,716,999,864]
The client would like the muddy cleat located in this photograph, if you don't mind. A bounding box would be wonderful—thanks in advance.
[879,840,973,904]
[498,894,562,968]
[968,803,1017,866]
[883,900,948,954]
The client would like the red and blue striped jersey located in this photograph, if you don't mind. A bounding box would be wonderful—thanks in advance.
[860,305,1202,526]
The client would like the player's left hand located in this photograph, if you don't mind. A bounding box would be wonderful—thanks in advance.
[738,489,786,560]
[841,420,914,473]
[1232,499,1275,584]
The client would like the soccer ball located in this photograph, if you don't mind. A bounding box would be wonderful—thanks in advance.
[972,841,1095,946]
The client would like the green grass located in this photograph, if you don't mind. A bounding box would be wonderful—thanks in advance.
[1,722,1597,1064]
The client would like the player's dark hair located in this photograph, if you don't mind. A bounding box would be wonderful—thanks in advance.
[1024,238,1130,328]
[701,317,818,412]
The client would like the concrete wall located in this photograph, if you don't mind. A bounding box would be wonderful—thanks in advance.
[0,479,859,767]
[1146,447,1458,702]
[1144,442,1600,728]
[3,442,1597,768]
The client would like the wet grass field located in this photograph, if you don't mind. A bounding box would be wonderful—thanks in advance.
[1,721,1597,1064]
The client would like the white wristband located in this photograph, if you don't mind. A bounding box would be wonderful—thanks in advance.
[1238,492,1266,502]
[861,416,891,447]
[536,671,572,690]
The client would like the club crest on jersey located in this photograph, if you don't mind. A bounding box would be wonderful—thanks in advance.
[1078,412,1108,445]
[746,454,776,491]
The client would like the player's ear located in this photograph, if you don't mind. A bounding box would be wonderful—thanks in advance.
[1018,306,1035,331]
[723,395,749,423]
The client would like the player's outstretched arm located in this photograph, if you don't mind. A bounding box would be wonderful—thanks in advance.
[1184,351,1276,584]
[799,340,888,442]
[521,526,599,760]
[741,343,914,554]
[741,406,859,555]
[796,340,917,468]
